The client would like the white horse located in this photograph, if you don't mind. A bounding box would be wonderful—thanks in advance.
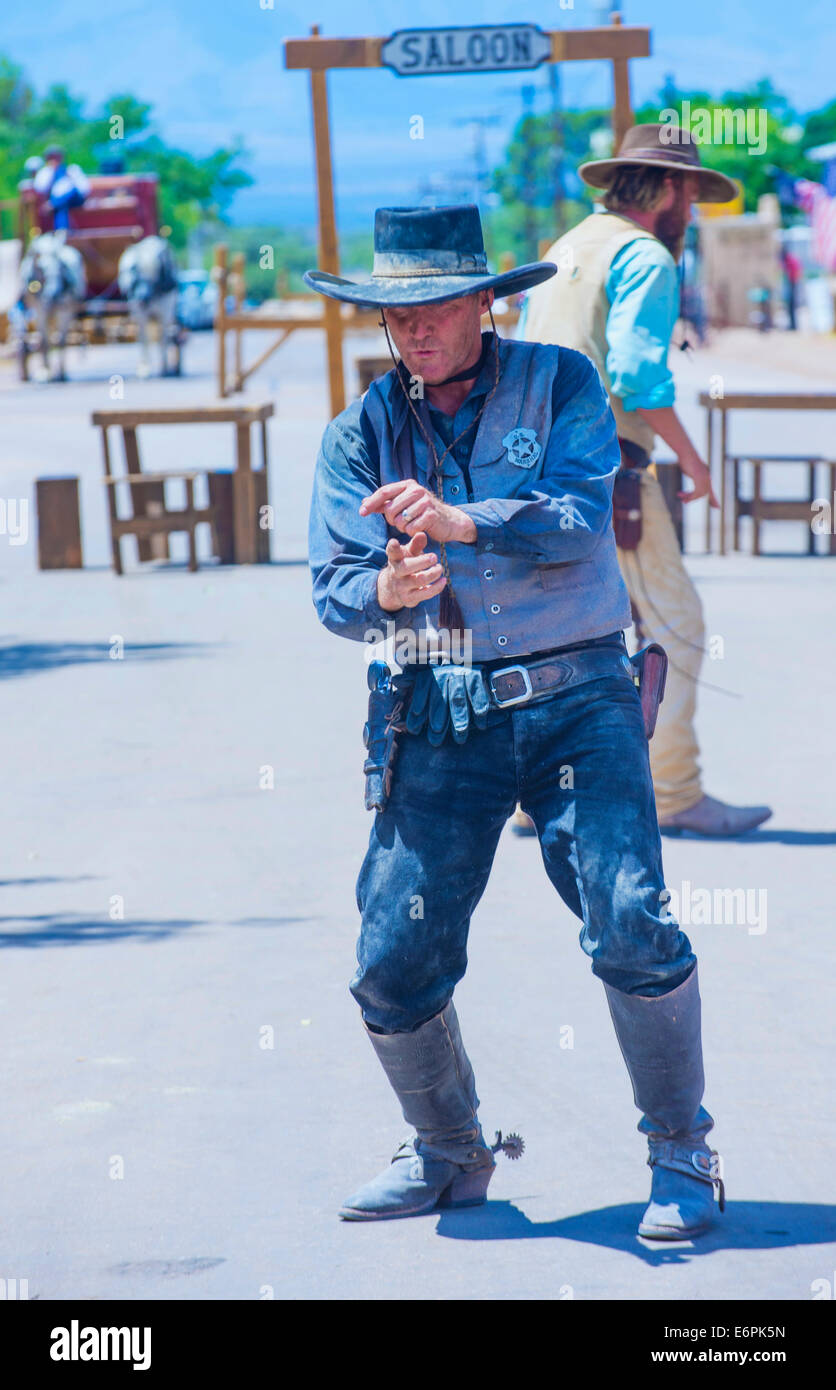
[18,231,86,382]
[118,236,181,377]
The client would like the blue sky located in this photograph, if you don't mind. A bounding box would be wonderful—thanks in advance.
[3,1,833,230]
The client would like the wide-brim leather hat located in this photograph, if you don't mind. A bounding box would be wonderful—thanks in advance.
[304,205,556,307]
[578,123,738,204]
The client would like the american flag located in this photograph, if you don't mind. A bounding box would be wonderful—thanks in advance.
[793,178,836,272]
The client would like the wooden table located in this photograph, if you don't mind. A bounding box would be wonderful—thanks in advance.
[91,402,274,571]
[699,392,836,554]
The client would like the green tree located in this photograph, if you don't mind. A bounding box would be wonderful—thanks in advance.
[217,224,316,301]
[490,105,611,263]
[634,80,819,209]
[490,78,833,262]
[216,227,375,302]
[802,99,836,152]
[0,52,252,252]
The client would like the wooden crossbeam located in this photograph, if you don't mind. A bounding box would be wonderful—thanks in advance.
[699,392,836,410]
[284,26,650,70]
[274,19,648,420]
[285,35,384,69]
[92,404,274,427]
[110,512,212,536]
[103,472,203,485]
[553,26,650,62]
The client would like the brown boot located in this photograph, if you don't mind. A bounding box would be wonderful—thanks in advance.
[659,793,772,838]
[511,808,537,837]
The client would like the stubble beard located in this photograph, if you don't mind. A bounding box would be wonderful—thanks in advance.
[400,334,476,387]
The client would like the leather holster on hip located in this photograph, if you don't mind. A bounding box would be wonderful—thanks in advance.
[613,438,651,551]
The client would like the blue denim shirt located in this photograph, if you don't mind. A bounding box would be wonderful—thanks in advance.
[308,334,632,661]
[605,237,679,412]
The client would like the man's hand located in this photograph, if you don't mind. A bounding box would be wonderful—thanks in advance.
[677,453,720,508]
[377,532,447,613]
[360,480,477,543]
[636,406,720,509]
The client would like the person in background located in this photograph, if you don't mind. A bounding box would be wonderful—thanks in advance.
[19,155,44,186]
[32,145,90,231]
[680,226,707,346]
[519,124,772,839]
[780,246,803,331]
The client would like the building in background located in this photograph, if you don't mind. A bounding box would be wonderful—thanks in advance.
[697,194,782,329]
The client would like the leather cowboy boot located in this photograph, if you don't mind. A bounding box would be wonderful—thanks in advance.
[339,1000,497,1221]
[604,964,725,1239]
[511,807,537,837]
[659,793,771,837]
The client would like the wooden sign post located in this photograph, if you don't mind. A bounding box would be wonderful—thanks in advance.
[284,13,650,419]
[309,26,345,432]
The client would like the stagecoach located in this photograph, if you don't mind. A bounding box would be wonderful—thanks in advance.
[15,171,184,379]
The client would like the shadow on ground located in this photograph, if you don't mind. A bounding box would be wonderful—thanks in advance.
[732,829,836,845]
[0,912,318,947]
[0,639,210,680]
[0,876,99,887]
[661,828,836,845]
[107,1257,226,1280]
[0,913,205,947]
[230,916,318,928]
[436,1200,836,1266]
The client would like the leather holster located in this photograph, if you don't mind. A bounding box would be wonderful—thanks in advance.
[613,437,651,551]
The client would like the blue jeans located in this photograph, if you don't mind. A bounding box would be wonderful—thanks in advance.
[352,655,695,1033]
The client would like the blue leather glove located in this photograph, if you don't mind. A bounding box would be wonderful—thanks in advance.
[405,664,491,746]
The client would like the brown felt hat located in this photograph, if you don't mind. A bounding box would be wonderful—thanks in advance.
[578,123,738,204]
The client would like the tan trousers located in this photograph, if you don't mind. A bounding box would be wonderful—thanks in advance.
[616,470,704,820]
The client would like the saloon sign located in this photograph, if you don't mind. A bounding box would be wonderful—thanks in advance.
[381,24,553,77]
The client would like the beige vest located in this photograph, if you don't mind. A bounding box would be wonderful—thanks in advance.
[524,212,663,455]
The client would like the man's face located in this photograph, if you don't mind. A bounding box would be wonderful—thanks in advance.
[382,289,493,384]
[654,173,699,260]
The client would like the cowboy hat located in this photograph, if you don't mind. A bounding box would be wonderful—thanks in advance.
[578,123,738,204]
[303,205,556,308]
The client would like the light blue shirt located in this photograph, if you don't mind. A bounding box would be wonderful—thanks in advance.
[604,237,679,412]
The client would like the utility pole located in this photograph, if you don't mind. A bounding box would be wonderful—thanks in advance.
[520,84,538,263]
[549,62,565,240]
[452,115,502,258]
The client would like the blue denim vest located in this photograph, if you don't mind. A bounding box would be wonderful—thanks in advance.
[356,338,632,660]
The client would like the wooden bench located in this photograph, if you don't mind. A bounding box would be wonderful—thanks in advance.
[91,402,274,573]
[102,470,207,573]
[730,455,836,556]
[699,391,836,554]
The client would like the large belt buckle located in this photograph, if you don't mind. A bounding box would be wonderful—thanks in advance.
[489,663,533,708]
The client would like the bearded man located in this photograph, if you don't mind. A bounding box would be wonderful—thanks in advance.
[522,124,771,837]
